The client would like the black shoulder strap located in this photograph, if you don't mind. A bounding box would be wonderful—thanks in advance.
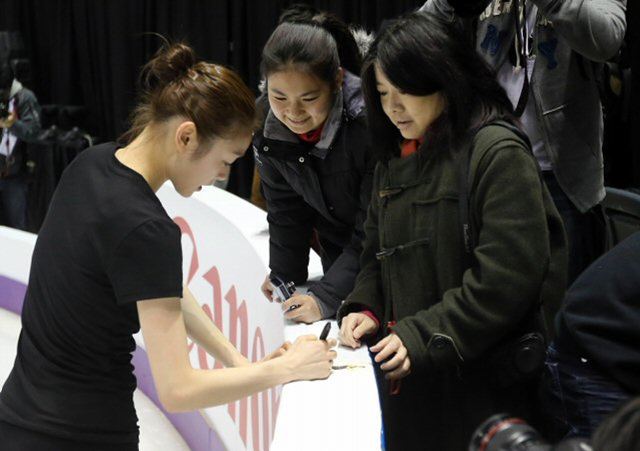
[460,122,553,341]
[512,0,530,117]
[459,140,475,268]
[459,120,531,268]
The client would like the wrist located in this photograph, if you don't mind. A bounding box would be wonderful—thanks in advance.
[231,353,251,368]
[360,310,380,328]
[306,291,325,318]
[265,354,295,384]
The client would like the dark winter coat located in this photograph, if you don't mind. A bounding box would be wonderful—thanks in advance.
[253,71,374,317]
[338,124,567,450]
[556,231,640,394]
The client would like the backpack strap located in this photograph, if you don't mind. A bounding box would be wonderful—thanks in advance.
[459,121,553,378]
[459,120,553,339]
[459,120,532,269]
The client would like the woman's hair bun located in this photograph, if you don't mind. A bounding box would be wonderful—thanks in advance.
[141,42,197,92]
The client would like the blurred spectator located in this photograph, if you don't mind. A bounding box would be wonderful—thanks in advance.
[0,58,41,230]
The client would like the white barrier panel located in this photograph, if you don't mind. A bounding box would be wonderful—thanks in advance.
[271,321,382,451]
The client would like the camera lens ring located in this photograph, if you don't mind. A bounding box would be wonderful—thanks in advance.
[470,413,548,451]
[478,416,527,451]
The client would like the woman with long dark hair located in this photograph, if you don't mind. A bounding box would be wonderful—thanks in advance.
[338,12,567,450]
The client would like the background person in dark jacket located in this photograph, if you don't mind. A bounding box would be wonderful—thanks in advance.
[541,231,640,441]
[254,15,374,324]
[0,58,41,231]
[338,12,567,450]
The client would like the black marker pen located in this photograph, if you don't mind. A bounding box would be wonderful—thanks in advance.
[319,321,331,340]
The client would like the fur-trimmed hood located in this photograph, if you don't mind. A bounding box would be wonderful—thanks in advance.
[350,25,374,61]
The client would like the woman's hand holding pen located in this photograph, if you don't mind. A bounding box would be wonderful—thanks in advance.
[282,294,321,323]
[370,333,411,381]
[282,335,337,382]
[339,312,378,348]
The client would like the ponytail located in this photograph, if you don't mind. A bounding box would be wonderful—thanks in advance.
[122,41,258,151]
[139,42,196,93]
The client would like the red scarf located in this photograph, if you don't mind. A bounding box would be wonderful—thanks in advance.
[296,122,325,143]
[401,136,425,158]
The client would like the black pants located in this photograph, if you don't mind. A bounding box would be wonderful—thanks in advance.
[0,420,138,451]
[542,171,606,286]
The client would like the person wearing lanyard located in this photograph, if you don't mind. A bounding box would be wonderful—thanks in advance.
[0,59,41,231]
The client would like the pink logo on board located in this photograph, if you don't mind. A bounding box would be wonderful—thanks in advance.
[175,216,280,451]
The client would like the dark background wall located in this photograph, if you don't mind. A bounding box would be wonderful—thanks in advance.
[0,0,426,196]
[0,0,637,196]
[0,1,423,141]
[630,1,639,187]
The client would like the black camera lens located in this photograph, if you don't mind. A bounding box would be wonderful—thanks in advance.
[469,413,549,451]
[470,413,592,451]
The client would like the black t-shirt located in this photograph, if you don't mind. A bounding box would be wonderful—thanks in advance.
[0,143,183,443]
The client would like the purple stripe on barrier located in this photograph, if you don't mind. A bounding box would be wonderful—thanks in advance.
[0,275,27,315]
[0,275,223,450]
[132,348,225,451]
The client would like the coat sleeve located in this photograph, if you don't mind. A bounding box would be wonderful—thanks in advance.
[336,163,385,327]
[257,152,315,285]
[308,140,375,317]
[533,0,627,62]
[419,0,456,20]
[392,138,555,372]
